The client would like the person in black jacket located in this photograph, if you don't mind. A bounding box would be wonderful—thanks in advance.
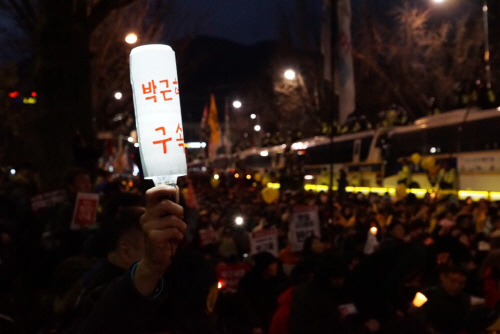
[74,185,188,334]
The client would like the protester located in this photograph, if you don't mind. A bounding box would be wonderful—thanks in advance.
[1,161,500,333]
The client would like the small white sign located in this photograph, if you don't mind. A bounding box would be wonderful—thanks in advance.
[289,206,321,252]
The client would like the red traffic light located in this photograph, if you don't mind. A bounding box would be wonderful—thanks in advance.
[8,92,19,98]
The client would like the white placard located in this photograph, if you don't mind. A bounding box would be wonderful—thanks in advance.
[130,44,187,185]
[289,206,321,252]
[250,228,279,257]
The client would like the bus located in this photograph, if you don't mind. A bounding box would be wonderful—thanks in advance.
[294,107,500,191]
[188,107,500,192]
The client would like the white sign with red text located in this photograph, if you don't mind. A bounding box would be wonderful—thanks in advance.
[70,193,99,230]
[130,44,187,185]
[250,228,279,257]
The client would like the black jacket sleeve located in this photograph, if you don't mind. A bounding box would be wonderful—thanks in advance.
[78,266,167,334]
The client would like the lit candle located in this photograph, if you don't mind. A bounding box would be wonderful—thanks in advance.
[412,292,428,307]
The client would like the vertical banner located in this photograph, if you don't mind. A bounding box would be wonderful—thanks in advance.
[289,206,321,252]
[223,99,232,156]
[130,44,187,185]
[70,193,99,230]
[250,228,279,257]
[335,0,355,124]
[208,94,221,161]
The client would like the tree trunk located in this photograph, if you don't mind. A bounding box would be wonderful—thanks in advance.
[35,0,95,189]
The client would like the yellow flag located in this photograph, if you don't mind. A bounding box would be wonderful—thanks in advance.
[208,94,221,145]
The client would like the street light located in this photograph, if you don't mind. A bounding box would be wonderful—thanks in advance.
[125,33,138,44]
[284,69,296,80]
[114,92,122,100]
[254,125,261,132]
[232,100,242,109]
[250,113,257,119]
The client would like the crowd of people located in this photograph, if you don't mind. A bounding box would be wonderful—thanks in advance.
[0,163,500,333]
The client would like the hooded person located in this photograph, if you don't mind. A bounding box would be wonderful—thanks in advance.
[236,251,289,333]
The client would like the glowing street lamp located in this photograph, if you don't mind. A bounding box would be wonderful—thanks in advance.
[250,113,257,119]
[125,33,138,44]
[114,92,123,100]
[284,69,296,80]
[254,125,261,132]
[235,216,244,226]
[232,100,242,109]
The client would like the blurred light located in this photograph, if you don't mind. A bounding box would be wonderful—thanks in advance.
[284,69,296,80]
[483,5,488,12]
[235,216,244,225]
[31,92,37,97]
[128,181,133,187]
[267,183,281,189]
[133,164,140,176]
[8,92,18,98]
[250,113,257,119]
[254,125,261,132]
[113,114,123,122]
[127,136,134,143]
[244,133,248,138]
[134,143,139,148]
[291,142,305,150]
[297,150,306,155]
[412,292,428,307]
[201,166,207,172]
[185,142,207,149]
[114,92,122,100]
[260,150,269,157]
[304,175,314,180]
[218,281,223,289]
[370,227,378,235]
[234,173,240,178]
[23,97,36,104]
[246,174,251,180]
[108,166,114,172]
[125,33,138,44]
[10,169,15,175]
[497,107,500,111]
[430,147,437,154]
[232,100,242,109]
[432,0,444,3]
[243,253,248,258]
[214,174,220,180]
[304,184,329,192]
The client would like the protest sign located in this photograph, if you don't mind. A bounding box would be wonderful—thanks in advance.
[130,44,187,186]
[250,228,279,257]
[289,206,321,252]
[31,190,65,214]
[215,262,251,294]
[70,193,99,230]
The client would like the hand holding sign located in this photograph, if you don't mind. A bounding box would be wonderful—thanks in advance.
[133,185,186,296]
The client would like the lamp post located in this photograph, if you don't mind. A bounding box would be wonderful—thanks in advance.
[482,0,491,90]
